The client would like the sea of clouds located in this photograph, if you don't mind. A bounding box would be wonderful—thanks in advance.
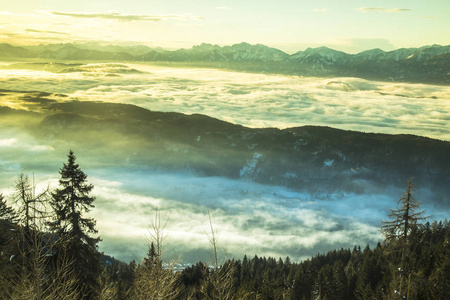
[0,63,449,263]
[0,63,449,140]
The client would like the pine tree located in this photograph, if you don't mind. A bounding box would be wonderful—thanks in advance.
[332,260,348,299]
[143,241,157,269]
[0,193,17,223]
[0,193,18,295]
[50,150,101,299]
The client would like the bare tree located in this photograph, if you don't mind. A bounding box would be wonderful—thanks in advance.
[131,208,181,300]
[200,210,237,300]
[13,174,49,233]
[381,178,428,300]
[382,178,427,241]
[98,268,119,300]
[207,210,219,271]
[7,228,80,300]
[149,208,167,262]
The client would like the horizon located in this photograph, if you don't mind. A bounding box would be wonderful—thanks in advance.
[3,40,450,55]
[1,1,449,54]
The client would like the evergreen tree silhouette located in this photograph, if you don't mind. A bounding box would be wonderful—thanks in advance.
[50,150,101,299]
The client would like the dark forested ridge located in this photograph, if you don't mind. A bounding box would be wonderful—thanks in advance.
[20,94,450,198]
[1,89,450,200]
[1,88,449,209]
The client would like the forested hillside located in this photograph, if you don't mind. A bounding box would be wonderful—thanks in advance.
[179,220,450,299]
[2,90,450,199]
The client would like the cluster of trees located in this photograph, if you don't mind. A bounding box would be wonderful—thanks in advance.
[177,219,449,299]
[0,150,101,298]
[178,181,449,299]
[1,151,449,299]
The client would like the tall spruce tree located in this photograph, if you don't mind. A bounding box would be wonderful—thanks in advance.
[50,150,101,299]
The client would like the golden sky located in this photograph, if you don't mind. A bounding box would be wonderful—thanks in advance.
[1,1,449,53]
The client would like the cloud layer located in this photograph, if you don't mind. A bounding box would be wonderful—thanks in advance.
[89,171,389,263]
[1,63,449,140]
[357,7,411,13]
[24,28,68,35]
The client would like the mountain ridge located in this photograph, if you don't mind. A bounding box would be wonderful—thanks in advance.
[1,42,449,84]
[2,91,442,199]
[1,87,449,205]
[36,101,450,200]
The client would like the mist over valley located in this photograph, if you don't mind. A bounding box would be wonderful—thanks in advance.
[0,61,449,262]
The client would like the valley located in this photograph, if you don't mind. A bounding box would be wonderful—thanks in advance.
[1,86,449,262]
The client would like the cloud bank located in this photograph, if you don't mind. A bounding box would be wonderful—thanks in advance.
[357,7,411,13]
[50,11,206,22]
[1,63,449,140]
[25,28,68,35]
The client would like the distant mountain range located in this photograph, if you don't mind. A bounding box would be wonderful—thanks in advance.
[1,42,449,84]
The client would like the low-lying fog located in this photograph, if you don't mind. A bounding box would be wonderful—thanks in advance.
[0,163,445,263]
[0,62,449,263]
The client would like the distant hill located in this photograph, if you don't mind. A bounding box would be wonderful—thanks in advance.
[1,42,449,84]
[39,103,450,194]
[0,90,443,201]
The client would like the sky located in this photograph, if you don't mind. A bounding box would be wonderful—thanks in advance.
[1,0,449,53]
